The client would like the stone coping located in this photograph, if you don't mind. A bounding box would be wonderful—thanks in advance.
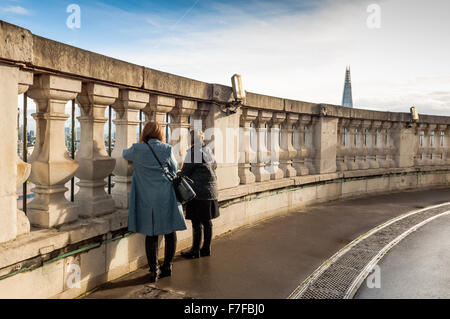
[2,20,450,124]
[0,165,448,275]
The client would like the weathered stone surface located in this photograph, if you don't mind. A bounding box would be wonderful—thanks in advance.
[0,65,18,243]
[0,21,32,63]
[144,67,211,100]
[284,99,317,114]
[32,35,143,87]
[245,92,284,110]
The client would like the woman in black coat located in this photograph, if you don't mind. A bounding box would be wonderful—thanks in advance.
[180,130,220,258]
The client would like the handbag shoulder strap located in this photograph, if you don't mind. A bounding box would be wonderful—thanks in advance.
[144,141,173,181]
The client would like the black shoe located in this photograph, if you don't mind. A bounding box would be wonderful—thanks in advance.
[200,248,211,257]
[148,270,159,283]
[180,249,200,259]
[159,264,172,278]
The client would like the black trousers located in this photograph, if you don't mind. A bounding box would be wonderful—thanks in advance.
[145,232,177,272]
[191,218,212,252]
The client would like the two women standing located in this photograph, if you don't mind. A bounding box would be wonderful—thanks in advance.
[122,122,219,283]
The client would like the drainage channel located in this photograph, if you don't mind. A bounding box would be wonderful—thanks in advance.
[288,202,450,299]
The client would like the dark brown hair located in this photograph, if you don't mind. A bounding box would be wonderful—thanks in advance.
[139,121,165,143]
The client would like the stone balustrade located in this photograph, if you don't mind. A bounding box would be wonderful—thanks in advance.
[1,20,450,298]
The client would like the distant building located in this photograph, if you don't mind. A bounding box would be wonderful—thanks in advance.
[341,66,353,108]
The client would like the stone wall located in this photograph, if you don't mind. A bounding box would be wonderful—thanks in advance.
[1,20,450,298]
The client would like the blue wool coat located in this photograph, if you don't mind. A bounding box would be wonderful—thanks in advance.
[123,139,187,236]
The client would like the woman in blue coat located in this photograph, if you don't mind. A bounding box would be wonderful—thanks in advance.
[123,121,187,282]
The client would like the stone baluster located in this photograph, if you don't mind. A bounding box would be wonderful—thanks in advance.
[386,122,396,168]
[367,121,381,169]
[267,112,285,180]
[423,124,436,166]
[279,113,299,177]
[111,90,149,209]
[345,120,360,170]
[16,70,34,236]
[336,119,348,172]
[356,120,370,169]
[446,126,450,165]
[27,74,82,228]
[436,125,447,165]
[305,117,318,174]
[251,111,272,182]
[377,121,391,168]
[75,83,118,217]
[169,99,197,164]
[292,115,311,176]
[195,102,212,132]
[414,124,426,166]
[142,95,176,138]
[238,108,258,184]
[420,125,430,165]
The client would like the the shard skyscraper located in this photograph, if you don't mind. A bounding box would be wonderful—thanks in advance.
[341,66,353,108]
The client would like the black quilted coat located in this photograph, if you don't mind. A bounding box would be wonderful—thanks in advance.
[180,145,218,201]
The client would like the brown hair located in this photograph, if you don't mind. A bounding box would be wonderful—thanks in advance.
[139,121,165,143]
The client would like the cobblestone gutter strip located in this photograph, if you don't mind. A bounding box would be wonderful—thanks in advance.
[288,202,450,299]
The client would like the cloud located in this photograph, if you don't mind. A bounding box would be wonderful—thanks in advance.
[1,5,30,15]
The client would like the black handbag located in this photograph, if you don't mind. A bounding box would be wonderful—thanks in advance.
[145,141,196,204]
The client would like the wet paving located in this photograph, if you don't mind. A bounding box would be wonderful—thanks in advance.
[355,213,450,299]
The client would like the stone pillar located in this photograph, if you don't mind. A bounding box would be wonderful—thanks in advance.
[336,119,348,172]
[267,112,285,180]
[142,95,175,140]
[192,100,240,189]
[356,120,370,170]
[345,120,360,170]
[27,75,82,228]
[311,116,338,174]
[169,99,197,164]
[279,113,299,177]
[292,115,311,175]
[111,90,149,209]
[238,108,258,184]
[391,122,416,168]
[0,64,20,242]
[251,111,272,182]
[16,70,34,236]
[75,83,118,217]
[367,121,381,169]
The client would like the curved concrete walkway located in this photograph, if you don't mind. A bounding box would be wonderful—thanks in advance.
[355,213,450,299]
[84,187,450,299]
